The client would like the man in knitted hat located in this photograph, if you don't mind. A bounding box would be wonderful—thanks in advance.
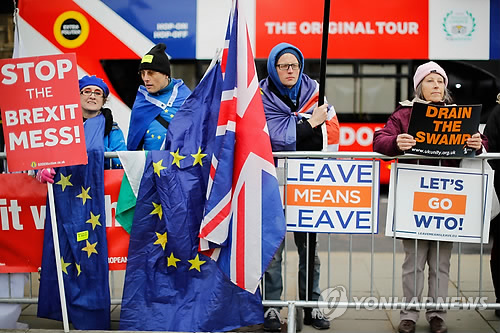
[127,43,191,151]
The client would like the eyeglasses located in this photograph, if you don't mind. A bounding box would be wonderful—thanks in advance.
[276,63,300,71]
[80,89,104,97]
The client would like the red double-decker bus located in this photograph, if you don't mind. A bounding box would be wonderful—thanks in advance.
[4,0,499,183]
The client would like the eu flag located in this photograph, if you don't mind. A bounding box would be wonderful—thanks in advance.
[120,62,263,331]
[37,115,110,329]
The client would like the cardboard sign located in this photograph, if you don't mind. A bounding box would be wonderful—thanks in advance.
[385,163,493,243]
[0,170,130,272]
[0,54,87,172]
[407,102,481,157]
[284,159,379,234]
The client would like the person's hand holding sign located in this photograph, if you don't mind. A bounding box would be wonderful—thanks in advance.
[35,168,55,184]
[466,133,482,151]
[396,133,416,152]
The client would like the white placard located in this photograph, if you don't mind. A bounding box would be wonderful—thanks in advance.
[284,159,380,234]
[386,163,493,243]
[429,0,490,60]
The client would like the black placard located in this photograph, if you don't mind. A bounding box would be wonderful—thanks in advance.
[407,102,481,157]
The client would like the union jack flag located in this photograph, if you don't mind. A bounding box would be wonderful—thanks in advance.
[199,0,286,293]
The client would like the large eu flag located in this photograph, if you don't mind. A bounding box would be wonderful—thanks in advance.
[37,115,110,330]
[119,62,263,331]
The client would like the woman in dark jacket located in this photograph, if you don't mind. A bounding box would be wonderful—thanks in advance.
[373,61,486,333]
[484,92,500,317]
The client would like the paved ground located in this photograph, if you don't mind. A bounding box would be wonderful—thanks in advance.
[2,196,499,333]
[1,249,498,333]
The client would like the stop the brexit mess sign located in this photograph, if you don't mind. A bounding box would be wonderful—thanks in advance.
[386,163,494,243]
[0,54,86,172]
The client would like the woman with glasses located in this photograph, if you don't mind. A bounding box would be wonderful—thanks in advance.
[36,75,126,184]
[78,75,126,169]
[259,42,340,331]
[36,75,126,329]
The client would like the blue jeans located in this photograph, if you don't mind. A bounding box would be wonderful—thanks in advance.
[264,232,321,303]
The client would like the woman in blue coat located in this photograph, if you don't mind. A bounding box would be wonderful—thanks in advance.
[79,75,126,169]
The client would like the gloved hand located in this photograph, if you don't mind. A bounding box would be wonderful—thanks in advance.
[36,168,55,184]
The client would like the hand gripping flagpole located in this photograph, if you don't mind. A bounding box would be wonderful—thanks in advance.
[47,182,70,332]
[318,0,330,104]
[307,0,331,310]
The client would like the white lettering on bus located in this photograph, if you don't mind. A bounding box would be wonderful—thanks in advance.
[264,21,419,35]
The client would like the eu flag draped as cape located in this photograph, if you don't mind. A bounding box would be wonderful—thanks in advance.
[37,115,110,330]
[127,80,191,151]
[120,63,263,332]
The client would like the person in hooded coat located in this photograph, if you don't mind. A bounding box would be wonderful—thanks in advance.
[260,42,340,331]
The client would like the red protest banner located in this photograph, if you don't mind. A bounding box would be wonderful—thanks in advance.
[0,54,87,172]
[0,170,130,272]
[0,173,47,273]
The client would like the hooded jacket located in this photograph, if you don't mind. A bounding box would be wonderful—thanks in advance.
[260,43,339,152]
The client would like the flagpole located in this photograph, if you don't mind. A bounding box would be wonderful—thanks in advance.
[307,0,330,315]
[47,182,70,332]
[318,0,330,104]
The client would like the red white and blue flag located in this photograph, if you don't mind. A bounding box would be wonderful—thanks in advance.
[199,0,286,293]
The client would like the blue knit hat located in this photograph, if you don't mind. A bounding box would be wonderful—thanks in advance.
[78,75,109,97]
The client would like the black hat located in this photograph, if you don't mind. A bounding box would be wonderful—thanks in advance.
[138,43,171,76]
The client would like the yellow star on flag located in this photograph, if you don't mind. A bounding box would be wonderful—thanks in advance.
[61,257,71,275]
[167,252,181,268]
[154,231,168,250]
[150,202,163,220]
[170,148,186,168]
[76,263,81,277]
[153,159,167,177]
[191,147,207,166]
[188,254,206,272]
[76,186,92,205]
[56,173,73,191]
[86,212,101,230]
[81,240,98,258]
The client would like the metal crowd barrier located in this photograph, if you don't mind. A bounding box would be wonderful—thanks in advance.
[1,151,500,333]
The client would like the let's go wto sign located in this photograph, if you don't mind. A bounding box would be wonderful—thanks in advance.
[284,159,380,234]
[386,163,494,243]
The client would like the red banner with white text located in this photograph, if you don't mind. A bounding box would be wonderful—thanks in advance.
[255,0,429,59]
[0,169,129,272]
